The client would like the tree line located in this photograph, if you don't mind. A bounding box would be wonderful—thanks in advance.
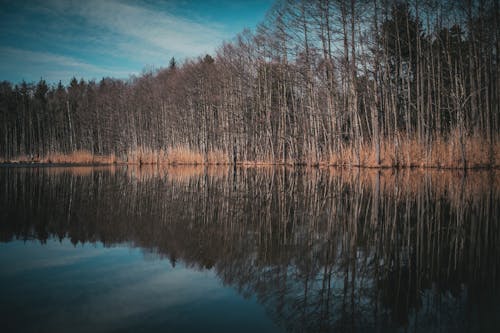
[0,0,498,167]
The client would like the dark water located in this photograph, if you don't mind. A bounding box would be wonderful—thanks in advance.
[0,166,499,333]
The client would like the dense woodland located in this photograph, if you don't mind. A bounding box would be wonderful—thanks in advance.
[0,0,499,167]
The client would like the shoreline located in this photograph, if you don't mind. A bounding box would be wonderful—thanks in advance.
[1,161,498,170]
[2,135,498,170]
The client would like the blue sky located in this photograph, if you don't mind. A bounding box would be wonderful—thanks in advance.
[0,0,273,84]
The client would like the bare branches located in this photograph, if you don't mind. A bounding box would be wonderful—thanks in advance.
[0,0,497,168]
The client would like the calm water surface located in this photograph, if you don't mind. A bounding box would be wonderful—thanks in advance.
[0,166,499,332]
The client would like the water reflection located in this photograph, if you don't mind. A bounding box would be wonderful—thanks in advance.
[0,166,499,332]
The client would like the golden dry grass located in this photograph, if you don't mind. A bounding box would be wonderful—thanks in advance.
[162,146,230,165]
[0,154,30,163]
[207,149,230,165]
[125,146,230,165]
[0,150,116,165]
[125,147,168,165]
[1,134,498,168]
[43,151,116,164]
[327,133,499,169]
[164,146,203,165]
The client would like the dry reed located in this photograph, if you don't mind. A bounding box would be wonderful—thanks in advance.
[164,146,203,165]
[1,134,498,168]
[43,150,116,164]
[328,133,498,169]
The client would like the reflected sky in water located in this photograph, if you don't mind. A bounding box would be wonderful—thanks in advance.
[0,239,281,333]
[0,166,499,332]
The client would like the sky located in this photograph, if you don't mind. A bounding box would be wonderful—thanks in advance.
[0,0,273,84]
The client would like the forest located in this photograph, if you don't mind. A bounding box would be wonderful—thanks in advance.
[0,0,498,168]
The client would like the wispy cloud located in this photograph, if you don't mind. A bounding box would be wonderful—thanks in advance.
[0,47,132,83]
[41,0,230,61]
[0,0,265,83]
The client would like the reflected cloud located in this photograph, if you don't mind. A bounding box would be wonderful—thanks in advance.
[0,166,498,332]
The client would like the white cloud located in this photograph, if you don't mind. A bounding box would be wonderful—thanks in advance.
[43,0,229,60]
[1,0,232,82]
[0,47,133,82]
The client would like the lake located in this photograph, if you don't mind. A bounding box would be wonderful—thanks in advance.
[0,166,499,332]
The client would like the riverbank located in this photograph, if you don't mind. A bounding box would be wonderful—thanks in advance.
[1,136,499,169]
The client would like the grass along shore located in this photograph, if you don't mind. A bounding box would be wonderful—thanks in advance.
[1,136,499,169]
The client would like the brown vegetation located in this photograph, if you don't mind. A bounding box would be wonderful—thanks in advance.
[328,132,499,169]
[0,150,116,165]
[1,1,498,170]
[1,134,497,169]
[0,146,231,166]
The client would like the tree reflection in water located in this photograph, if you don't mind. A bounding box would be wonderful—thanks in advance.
[1,166,498,332]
